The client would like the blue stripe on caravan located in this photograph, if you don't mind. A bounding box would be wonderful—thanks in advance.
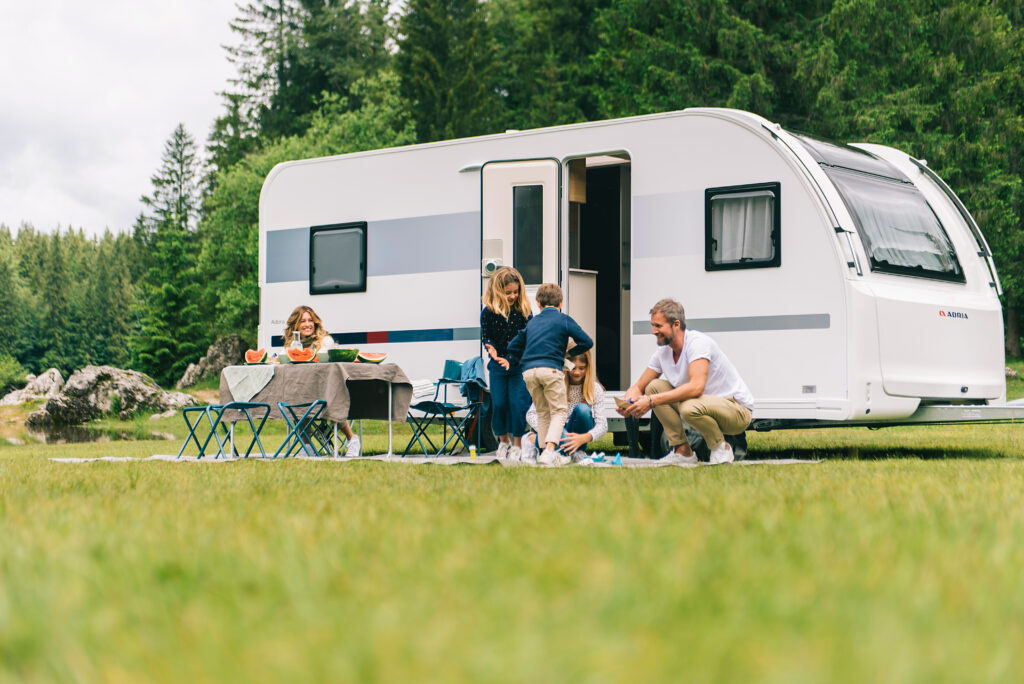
[270,327,480,347]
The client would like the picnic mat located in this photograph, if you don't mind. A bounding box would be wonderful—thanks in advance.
[51,453,820,468]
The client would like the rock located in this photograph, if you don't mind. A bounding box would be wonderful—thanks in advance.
[1007,366,1019,380]
[149,409,178,420]
[0,368,65,406]
[26,365,198,428]
[176,334,248,389]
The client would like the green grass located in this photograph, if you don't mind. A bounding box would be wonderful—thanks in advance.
[3,389,1024,681]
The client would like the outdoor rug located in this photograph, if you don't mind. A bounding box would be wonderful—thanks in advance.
[51,453,820,468]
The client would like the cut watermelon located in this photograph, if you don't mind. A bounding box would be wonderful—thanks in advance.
[287,347,317,363]
[245,348,268,364]
[357,351,388,364]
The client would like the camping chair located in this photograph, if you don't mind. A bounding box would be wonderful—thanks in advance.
[274,400,335,458]
[402,360,483,457]
[177,402,271,459]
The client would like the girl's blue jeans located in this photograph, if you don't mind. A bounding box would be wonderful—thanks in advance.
[531,403,596,454]
[488,361,531,437]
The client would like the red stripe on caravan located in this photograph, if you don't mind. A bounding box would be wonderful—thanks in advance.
[367,331,388,343]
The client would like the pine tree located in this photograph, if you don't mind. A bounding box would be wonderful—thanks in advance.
[396,0,502,142]
[132,125,206,386]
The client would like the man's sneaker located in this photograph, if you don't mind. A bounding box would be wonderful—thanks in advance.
[508,445,522,462]
[659,449,698,466]
[496,441,510,460]
[345,436,361,458]
[709,441,734,465]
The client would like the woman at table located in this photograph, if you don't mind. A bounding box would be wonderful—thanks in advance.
[279,305,360,457]
[283,305,336,354]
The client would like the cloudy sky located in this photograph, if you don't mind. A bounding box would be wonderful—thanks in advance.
[0,1,238,236]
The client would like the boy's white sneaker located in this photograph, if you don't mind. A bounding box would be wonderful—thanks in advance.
[508,445,522,462]
[659,449,698,466]
[538,449,569,467]
[345,436,361,458]
[709,442,734,465]
[496,442,510,460]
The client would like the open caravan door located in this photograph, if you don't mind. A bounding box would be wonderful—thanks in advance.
[481,160,560,309]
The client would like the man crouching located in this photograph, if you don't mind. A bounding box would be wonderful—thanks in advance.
[618,298,754,465]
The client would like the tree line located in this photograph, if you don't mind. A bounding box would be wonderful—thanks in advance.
[3,0,1023,389]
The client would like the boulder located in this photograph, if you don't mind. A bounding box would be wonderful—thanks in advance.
[0,368,65,406]
[26,365,198,428]
[177,334,248,389]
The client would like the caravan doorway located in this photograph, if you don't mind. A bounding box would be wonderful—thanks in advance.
[567,155,631,391]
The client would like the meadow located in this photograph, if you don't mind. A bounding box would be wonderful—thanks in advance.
[2,375,1024,682]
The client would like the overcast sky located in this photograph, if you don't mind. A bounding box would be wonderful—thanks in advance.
[0,1,238,236]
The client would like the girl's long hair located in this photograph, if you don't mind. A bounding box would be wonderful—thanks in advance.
[565,348,597,405]
[481,267,531,320]
[283,305,329,352]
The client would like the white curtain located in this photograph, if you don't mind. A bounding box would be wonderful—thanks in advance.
[710,191,775,264]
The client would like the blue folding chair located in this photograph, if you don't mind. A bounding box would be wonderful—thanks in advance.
[177,402,270,459]
[403,360,482,457]
[274,400,335,458]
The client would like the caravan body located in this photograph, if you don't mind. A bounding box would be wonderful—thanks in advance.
[258,108,1007,430]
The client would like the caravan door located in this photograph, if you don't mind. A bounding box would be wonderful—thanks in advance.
[481,159,561,308]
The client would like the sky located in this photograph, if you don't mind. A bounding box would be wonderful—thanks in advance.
[0,1,239,236]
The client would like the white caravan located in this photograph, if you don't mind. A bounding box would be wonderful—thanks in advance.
[257,107,1020,441]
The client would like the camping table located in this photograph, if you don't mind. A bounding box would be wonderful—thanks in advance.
[218,362,413,456]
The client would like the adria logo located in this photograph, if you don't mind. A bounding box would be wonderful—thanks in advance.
[939,310,969,319]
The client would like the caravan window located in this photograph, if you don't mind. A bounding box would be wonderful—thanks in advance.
[309,222,367,294]
[705,182,781,270]
[513,185,543,283]
[828,169,964,282]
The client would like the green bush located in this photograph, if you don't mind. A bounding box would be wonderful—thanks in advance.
[0,353,28,393]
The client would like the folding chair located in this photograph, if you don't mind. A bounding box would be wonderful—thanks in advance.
[274,400,335,458]
[177,402,271,459]
[403,360,483,457]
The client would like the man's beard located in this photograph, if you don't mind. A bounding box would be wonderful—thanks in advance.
[655,333,670,346]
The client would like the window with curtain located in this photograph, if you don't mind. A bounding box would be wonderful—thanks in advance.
[309,221,367,294]
[705,182,781,270]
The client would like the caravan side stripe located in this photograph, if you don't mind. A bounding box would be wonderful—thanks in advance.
[632,313,830,335]
[271,326,480,347]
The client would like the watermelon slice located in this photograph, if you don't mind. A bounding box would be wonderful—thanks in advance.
[287,347,317,363]
[357,351,388,364]
[245,348,268,364]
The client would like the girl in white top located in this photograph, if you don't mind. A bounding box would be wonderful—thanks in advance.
[524,349,607,460]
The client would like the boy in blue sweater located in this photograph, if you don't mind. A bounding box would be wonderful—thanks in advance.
[506,283,593,466]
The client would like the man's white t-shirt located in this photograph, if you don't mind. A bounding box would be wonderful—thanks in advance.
[647,329,754,409]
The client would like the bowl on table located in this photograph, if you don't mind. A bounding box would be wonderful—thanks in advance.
[328,348,360,363]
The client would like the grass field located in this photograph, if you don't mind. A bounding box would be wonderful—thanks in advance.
[3,375,1024,682]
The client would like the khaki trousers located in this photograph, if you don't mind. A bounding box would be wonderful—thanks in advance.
[523,367,568,447]
[645,378,752,450]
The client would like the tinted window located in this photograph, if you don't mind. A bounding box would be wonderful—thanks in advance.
[513,185,543,283]
[309,222,367,294]
[828,170,964,282]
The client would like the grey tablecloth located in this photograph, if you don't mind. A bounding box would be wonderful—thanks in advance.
[219,362,412,423]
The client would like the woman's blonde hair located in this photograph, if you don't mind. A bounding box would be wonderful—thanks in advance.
[565,349,597,405]
[481,267,531,319]
[284,305,330,352]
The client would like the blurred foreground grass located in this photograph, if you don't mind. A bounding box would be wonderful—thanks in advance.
[2,367,1024,682]
[2,416,1024,682]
